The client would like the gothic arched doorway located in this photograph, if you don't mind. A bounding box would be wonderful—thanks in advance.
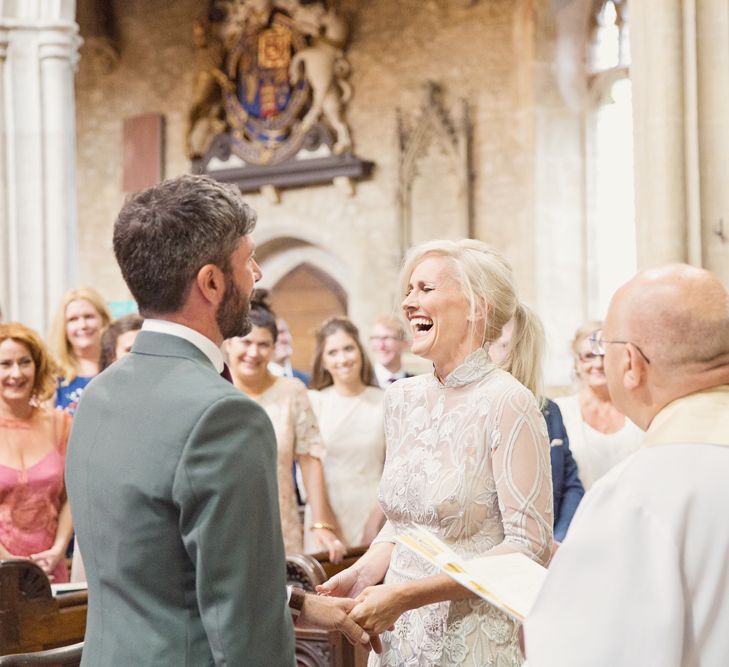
[269,263,347,375]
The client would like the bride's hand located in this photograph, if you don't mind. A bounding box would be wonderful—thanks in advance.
[317,565,373,599]
[349,584,406,635]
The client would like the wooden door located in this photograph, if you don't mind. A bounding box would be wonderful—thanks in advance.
[269,263,347,375]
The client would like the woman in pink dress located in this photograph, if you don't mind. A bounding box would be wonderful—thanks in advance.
[0,323,73,582]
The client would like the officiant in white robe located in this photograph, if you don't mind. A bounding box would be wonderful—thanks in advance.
[524,264,729,667]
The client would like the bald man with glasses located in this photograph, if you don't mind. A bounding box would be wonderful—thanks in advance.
[524,264,729,666]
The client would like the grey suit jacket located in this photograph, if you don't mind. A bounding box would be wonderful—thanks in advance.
[66,331,295,666]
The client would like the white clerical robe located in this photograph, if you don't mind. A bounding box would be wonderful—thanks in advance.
[524,386,729,667]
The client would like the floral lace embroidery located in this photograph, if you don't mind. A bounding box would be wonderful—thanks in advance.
[370,348,552,666]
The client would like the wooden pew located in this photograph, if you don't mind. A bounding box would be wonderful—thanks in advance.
[0,560,86,656]
[287,548,370,667]
[0,642,83,666]
[1,552,370,666]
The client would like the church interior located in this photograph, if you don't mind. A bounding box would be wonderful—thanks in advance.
[1,0,729,663]
[5,0,727,387]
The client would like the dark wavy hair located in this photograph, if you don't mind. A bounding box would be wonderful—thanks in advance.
[113,174,256,316]
[248,289,278,342]
[310,316,378,390]
[99,314,144,371]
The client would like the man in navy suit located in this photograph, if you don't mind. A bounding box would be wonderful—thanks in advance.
[541,399,584,541]
[489,316,584,542]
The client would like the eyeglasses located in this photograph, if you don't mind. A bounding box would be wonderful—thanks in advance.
[576,352,603,364]
[588,330,651,364]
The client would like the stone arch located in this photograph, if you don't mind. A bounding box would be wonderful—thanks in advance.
[257,237,349,373]
[256,236,350,295]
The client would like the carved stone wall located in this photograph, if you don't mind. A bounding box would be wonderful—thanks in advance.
[75,0,542,359]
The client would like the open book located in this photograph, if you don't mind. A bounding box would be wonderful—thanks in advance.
[396,526,547,622]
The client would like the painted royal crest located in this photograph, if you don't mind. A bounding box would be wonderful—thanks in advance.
[187,0,354,167]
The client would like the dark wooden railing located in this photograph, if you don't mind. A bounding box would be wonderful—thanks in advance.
[0,549,369,666]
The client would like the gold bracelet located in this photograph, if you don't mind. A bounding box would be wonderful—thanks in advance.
[311,522,337,532]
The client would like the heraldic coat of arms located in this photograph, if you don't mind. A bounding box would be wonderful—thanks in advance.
[187,0,366,189]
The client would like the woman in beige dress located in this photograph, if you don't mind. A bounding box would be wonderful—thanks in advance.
[319,240,553,666]
[305,317,386,551]
[226,293,344,560]
[554,321,643,490]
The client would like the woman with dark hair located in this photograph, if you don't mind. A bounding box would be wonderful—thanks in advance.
[306,316,386,551]
[99,314,144,371]
[0,323,73,582]
[225,292,344,561]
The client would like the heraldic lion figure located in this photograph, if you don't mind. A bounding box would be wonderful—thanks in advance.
[289,9,352,153]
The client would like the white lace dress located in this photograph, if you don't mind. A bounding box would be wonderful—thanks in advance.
[370,349,553,667]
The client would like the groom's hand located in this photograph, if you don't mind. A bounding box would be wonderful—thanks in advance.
[299,593,381,652]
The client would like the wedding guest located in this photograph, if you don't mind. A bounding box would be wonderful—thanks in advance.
[369,315,411,387]
[99,314,144,371]
[70,314,144,582]
[270,317,310,385]
[306,317,386,550]
[49,287,111,414]
[0,323,73,582]
[225,291,345,560]
[320,240,553,665]
[554,321,642,489]
[489,307,584,542]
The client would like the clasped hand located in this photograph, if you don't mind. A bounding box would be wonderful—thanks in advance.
[317,568,407,651]
[348,584,404,636]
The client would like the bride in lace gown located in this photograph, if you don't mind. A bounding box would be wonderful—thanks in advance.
[320,240,554,666]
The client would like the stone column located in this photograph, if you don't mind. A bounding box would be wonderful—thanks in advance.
[695,0,729,283]
[0,28,9,320]
[628,0,689,268]
[0,8,80,333]
[40,27,81,322]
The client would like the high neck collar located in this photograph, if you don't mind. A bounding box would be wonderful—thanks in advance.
[430,347,495,388]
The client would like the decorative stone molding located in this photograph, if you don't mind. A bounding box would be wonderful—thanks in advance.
[188,0,372,198]
[396,81,472,254]
[76,0,119,74]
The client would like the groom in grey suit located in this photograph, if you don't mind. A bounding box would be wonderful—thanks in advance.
[66,175,369,666]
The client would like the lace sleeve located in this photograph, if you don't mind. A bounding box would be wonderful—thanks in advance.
[488,385,553,565]
[292,383,326,459]
[371,519,397,545]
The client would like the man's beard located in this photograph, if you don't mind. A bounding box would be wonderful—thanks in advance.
[216,272,251,340]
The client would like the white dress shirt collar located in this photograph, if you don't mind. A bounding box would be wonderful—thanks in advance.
[142,319,224,373]
[374,362,406,388]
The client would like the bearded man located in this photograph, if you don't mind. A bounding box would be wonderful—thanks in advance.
[66,175,370,665]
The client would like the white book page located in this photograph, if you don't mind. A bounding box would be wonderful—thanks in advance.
[396,527,547,621]
[464,553,547,620]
